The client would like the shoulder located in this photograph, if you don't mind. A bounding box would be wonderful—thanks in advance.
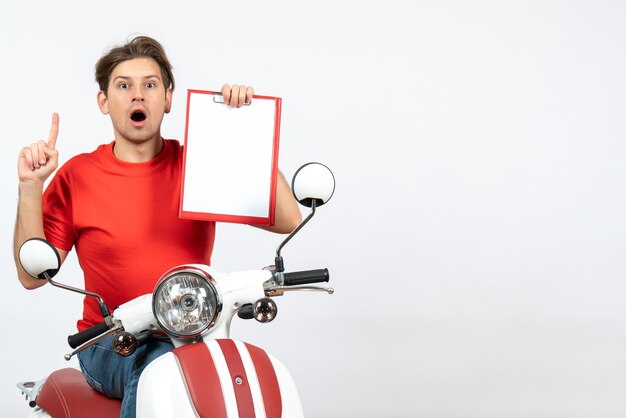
[163,139,183,160]
[164,139,182,152]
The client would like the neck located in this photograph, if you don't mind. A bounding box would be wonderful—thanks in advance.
[113,137,164,163]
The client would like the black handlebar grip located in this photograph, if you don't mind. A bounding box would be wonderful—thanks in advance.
[68,321,109,349]
[283,268,330,286]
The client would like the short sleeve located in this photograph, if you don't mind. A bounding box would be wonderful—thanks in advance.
[42,170,76,251]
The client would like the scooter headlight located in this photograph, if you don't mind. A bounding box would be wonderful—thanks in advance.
[152,267,220,338]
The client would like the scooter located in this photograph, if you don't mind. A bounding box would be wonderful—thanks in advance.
[17,162,335,418]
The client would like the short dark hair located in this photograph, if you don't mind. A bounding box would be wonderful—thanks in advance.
[95,36,175,94]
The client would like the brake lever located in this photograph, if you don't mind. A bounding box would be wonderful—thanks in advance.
[266,285,334,297]
[64,324,123,361]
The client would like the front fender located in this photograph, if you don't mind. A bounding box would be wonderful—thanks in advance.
[136,339,303,418]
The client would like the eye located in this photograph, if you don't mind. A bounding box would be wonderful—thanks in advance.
[119,82,130,89]
[146,81,156,88]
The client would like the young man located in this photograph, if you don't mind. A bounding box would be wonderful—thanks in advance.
[14,36,302,417]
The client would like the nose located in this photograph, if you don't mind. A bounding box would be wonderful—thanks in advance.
[132,86,144,102]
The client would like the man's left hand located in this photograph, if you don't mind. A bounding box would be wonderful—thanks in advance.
[221,84,254,108]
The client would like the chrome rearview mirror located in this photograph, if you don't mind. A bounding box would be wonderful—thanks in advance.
[291,162,335,208]
[19,238,61,280]
[18,238,113,322]
[274,163,336,276]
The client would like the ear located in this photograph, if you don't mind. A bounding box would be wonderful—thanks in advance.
[97,91,109,115]
[164,88,173,114]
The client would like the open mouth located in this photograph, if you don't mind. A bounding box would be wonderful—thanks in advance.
[130,111,147,122]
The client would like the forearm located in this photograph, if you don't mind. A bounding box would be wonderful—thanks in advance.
[14,180,48,289]
[15,113,64,288]
[258,171,302,234]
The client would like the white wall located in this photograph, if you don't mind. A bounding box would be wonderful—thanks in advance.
[2,1,626,417]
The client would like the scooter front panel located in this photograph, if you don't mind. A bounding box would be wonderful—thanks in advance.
[240,341,282,417]
[138,339,303,418]
[266,351,304,418]
[135,353,201,417]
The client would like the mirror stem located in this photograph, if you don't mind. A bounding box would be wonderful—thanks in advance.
[275,200,317,273]
[43,272,112,320]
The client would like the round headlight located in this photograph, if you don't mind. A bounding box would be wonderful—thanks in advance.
[152,268,220,338]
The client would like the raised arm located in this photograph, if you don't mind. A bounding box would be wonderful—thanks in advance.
[14,113,68,289]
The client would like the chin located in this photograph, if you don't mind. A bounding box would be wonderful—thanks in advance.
[120,129,159,144]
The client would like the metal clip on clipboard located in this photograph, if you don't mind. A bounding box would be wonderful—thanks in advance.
[213,92,252,106]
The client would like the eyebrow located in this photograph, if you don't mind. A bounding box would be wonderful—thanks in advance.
[111,74,162,82]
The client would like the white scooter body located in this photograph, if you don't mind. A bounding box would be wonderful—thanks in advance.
[113,266,304,417]
[22,265,305,418]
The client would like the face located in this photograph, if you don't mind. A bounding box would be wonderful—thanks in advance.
[97,57,172,145]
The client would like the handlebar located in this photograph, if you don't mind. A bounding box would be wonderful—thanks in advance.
[283,268,329,286]
[68,321,109,349]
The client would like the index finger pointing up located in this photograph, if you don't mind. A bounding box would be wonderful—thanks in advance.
[47,113,59,149]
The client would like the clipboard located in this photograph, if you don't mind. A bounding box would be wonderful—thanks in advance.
[179,89,282,225]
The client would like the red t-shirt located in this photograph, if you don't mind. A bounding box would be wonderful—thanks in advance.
[43,139,215,331]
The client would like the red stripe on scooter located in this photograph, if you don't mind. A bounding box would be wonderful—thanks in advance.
[217,339,256,418]
[173,343,227,418]
[245,342,282,418]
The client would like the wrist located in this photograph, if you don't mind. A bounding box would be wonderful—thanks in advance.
[18,179,45,197]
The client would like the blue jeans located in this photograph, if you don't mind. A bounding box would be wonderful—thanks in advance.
[77,335,174,418]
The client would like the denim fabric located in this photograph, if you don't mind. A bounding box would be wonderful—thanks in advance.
[77,335,174,418]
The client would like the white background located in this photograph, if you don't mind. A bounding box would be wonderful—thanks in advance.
[1,1,626,417]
